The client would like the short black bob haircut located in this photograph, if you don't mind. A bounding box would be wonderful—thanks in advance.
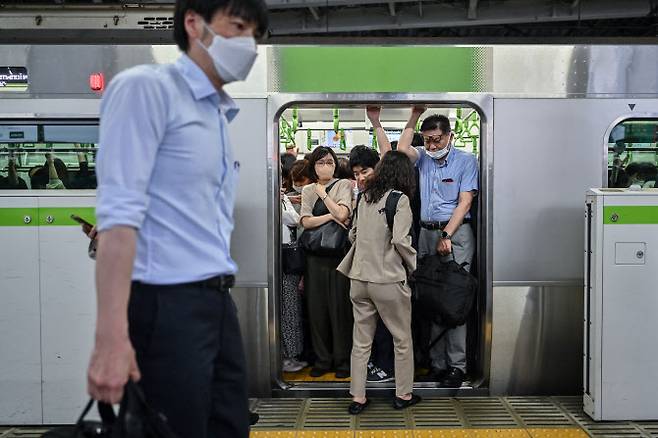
[307,146,339,182]
[420,114,452,134]
[349,145,380,170]
[174,0,269,52]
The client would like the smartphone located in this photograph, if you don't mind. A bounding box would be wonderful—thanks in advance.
[70,214,94,234]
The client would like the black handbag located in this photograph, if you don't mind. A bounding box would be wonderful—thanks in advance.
[42,381,179,438]
[282,226,305,275]
[298,181,349,256]
[412,251,477,328]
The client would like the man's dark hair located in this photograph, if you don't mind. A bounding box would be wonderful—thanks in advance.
[337,157,354,180]
[307,146,339,181]
[420,114,451,134]
[412,133,425,147]
[364,151,416,203]
[349,145,380,170]
[174,0,269,52]
[280,153,296,190]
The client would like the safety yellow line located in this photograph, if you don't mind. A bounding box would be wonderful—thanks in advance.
[251,428,588,437]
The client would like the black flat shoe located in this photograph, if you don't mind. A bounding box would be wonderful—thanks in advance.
[393,394,421,410]
[348,399,370,415]
[309,367,330,378]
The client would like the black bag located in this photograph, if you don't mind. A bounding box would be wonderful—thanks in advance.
[282,226,305,275]
[298,181,349,256]
[412,252,477,329]
[42,381,179,438]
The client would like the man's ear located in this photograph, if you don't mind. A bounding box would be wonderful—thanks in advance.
[184,11,203,44]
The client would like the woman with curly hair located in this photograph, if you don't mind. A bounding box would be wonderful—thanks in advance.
[338,151,420,414]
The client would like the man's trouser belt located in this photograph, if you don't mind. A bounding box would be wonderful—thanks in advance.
[420,218,471,230]
[134,275,235,292]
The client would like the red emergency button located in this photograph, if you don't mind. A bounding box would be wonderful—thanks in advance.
[89,72,105,92]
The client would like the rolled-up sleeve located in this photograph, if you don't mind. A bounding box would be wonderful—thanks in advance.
[95,68,169,232]
[332,179,354,215]
[459,154,479,194]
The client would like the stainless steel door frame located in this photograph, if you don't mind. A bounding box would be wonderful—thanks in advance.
[267,93,494,393]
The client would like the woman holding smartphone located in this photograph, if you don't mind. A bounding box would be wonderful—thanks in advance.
[338,151,420,414]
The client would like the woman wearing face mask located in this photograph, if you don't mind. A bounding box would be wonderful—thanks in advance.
[280,159,311,373]
[299,147,354,378]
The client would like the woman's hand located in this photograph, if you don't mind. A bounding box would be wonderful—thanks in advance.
[315,183,327,200]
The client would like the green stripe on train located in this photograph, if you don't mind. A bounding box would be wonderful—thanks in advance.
[0,207,95,226]
[272,46,489,93]
[604,206,658,225]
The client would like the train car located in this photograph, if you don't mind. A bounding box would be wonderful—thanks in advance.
[0,44,656,425]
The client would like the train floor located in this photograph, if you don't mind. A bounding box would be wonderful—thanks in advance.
[3,396,658,437]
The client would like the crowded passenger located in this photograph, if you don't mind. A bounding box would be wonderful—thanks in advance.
[397,107,479,388]
[0,155,28,189]
[338,151,419,413]
[299,146,354,378]
[348,144,395,383]
[29,154,69,189]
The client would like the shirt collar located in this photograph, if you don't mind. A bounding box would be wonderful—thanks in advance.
[175,54,240,122]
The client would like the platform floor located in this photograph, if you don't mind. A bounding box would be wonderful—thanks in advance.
[3,396,658,437]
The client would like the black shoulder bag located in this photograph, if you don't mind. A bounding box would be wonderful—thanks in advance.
[298,181,349,256]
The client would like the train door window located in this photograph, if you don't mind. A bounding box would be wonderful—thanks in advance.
[277,105,483,389]
[608,119,658,188]
[0,122,98,190]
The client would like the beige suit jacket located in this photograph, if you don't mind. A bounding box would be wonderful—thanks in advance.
[337,190,417,283]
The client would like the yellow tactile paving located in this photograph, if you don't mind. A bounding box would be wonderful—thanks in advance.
[413,431,471,438]
[527,428,589,438]
[250,430,588,438]
[298,431,355,437]
[468,430,530,437]
[356,430,414,437]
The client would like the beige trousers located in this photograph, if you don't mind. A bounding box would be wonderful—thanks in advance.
[349,279,414,398]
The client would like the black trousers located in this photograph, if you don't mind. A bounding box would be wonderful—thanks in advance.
[128,281,249,438]
[305,254,353,372]
[371,317,395,374]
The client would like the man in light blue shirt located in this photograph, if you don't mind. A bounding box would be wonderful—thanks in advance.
[86,1,267,437]
[397,107,478,389]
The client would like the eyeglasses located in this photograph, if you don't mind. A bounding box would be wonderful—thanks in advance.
[423,134,449,145]
[315,160,335,167]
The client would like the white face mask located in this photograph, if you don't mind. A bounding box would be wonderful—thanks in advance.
[426,145,450,160]
[292,184,305,193]
[197,23,258,83]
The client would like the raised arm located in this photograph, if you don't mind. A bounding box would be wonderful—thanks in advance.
[397,106,426,163]
[366,106,391,156]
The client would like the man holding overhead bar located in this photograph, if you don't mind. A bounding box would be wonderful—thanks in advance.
[396,106,478,389]
[86,1,268,437]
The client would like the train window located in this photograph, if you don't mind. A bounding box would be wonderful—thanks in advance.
[608,119,658,188]
[0,123,98,190]
[277,104,483,387]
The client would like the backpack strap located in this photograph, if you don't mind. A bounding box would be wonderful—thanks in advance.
[384,190,403,233]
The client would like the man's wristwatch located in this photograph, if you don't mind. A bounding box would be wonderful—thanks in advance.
[440,230,452,240]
